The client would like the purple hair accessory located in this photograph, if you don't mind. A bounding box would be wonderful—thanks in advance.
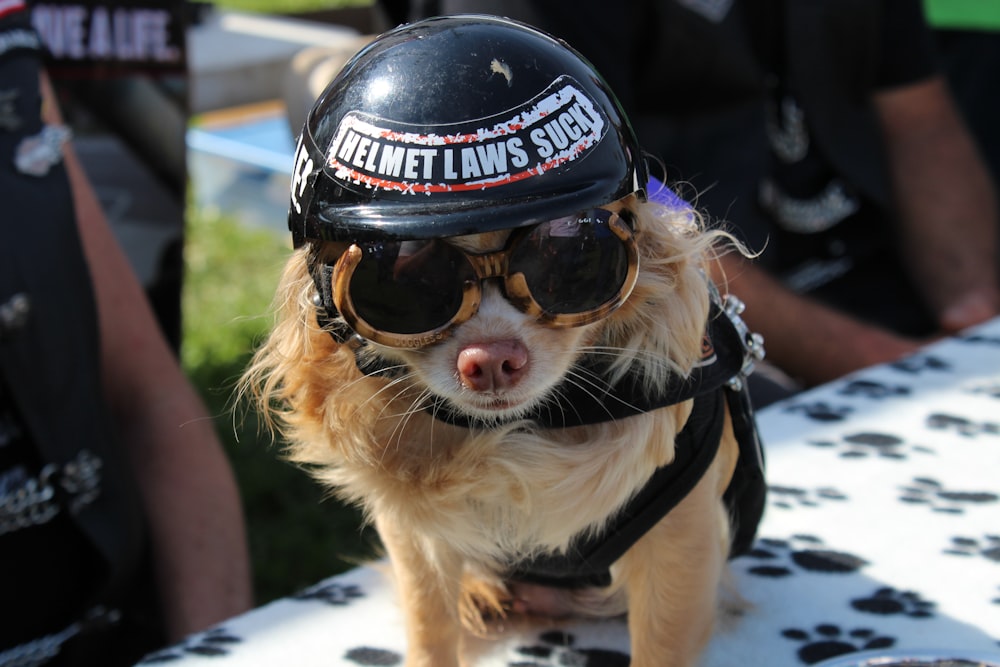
[647,175,690,210]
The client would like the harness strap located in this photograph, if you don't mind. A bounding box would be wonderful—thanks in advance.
[723,381,767,558]
[507,387,728,588]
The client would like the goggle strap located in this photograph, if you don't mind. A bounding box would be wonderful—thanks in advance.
[311,263,354,345]
[310,264,403,380]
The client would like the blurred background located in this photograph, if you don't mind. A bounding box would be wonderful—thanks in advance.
[176,0,386,604]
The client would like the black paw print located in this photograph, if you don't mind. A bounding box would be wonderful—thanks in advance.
[850,587,935,618]
[899,477,999,514]
[294,581,365,605]
[344,646,403,666]
[769,485,848,510]
[927,412,1000,438]
[785,401,853,422]
[838,379,911,400]
[509,630,629,667]
[968,380,1000,399]
[807,431,932,460]
[782,624,895,665]
[138,628,242,663]
[743,535,868,578]
[958,333,1000,347]
[944,535,1000,562]
[890,353,951,375]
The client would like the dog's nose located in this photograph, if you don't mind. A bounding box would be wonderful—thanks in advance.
[457,340,529,392]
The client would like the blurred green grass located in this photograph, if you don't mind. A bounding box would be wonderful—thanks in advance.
[181,208,379,605]
[180,0,381,607]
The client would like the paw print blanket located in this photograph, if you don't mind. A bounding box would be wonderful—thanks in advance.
[139,317,1000,667]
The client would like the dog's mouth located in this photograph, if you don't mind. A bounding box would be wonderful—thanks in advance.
[461,392,534,415]
[477,396,541,417]
[427,389,547,426]
[469,394,530,413]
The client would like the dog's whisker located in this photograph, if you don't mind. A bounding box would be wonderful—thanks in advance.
[344,374,439,460]
[540,367,608,425]
[536,374,607,426]
[391,388,434,445]
[357,369,419,413]
[560,367,648,420]
[578,345,674,368]
[374,383,441,459]
[330,361,415,414]
[578,344,690,389]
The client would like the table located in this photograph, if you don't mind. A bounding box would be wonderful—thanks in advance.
[138,317,1000,666]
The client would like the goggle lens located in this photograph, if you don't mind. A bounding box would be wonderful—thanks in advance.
[348,240,474,334]
[509,214,630,314]
[333,207,637,346]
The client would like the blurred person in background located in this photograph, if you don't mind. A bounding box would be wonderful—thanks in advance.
[31,0,193,352]
[925,0,1000,188]
[1,1,253,664]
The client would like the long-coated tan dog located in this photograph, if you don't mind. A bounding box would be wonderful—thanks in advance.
[241,191,762,666]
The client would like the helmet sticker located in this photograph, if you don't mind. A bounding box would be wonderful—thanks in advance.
[324,76,609,196]
[290,134,314,216]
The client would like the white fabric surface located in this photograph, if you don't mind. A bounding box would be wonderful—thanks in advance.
[138,317,1000,667]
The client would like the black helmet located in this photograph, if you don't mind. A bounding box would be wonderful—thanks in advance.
[288,14,647,245]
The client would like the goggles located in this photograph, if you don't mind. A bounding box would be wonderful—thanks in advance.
[326,206,640,348]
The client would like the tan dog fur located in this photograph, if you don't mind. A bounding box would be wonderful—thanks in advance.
[241,196,744,667]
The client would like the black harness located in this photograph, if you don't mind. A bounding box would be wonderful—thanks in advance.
[500,296,767,588]
[315,275,767,588]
